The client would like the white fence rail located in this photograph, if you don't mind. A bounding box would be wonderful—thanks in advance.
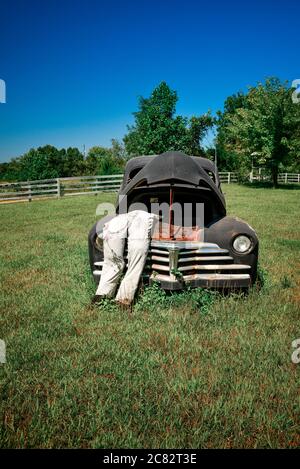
[277,173,300,184]
[0,174,124,203]
[219,171,300,184]
[219,172,238,184]
[0,171,299,204]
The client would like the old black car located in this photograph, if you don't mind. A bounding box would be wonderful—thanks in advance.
[88,151,258,291]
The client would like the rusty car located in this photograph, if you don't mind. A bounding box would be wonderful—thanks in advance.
[88,151,259,291]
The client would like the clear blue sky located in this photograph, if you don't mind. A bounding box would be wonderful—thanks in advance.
[0,0,299,162]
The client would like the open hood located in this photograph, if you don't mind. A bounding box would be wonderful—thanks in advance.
[116,151,226,220]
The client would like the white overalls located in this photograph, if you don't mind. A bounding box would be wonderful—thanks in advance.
[96,210,158,304]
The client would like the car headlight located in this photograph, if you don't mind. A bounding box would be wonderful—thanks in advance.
[233,235,252,253]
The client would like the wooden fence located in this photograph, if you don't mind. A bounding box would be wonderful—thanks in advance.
[219,172,238,184]
[219,171,300,184]
[0,175,124,203]
[0,171,299,204]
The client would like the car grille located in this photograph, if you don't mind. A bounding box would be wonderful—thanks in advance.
[93,240,251,289]
[145,240,251,288]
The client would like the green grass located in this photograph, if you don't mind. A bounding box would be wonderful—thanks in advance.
[0,186,299,448]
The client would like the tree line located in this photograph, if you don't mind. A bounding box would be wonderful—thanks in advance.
[1,78,299,186]
[0,139,127,182]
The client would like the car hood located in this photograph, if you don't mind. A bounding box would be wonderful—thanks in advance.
[117,151,226,211]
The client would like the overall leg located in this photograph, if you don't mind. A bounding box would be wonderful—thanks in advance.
[116,213,153,304]
[96,227,126,298]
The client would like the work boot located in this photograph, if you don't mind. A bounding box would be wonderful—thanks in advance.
[90,294,105,306]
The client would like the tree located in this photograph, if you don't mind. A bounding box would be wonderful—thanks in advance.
[124,82,213,156]
[62,147,85,176]
[110,138,127,160]
[185,115,215,156]
[0,145,86,181]
[217,78,300,186]
[215,92,248,171]
[85,144,126,175]
[0,159,21,181]
[85,146,111,174]
[0,142,127,181]
[18,146,61,180]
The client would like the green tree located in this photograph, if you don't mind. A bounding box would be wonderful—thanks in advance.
[124,82,213,156]
[85,146,111,174]
[110,138,127,160]
[185,115,215,156]
[62,147,85,176]
[217,78,300,186]
[18,146,61,180]
[1,145,85,181]
[85,144,126,175]
[215,92,248,171]
[0,158,21,181]
[98,155,120,175]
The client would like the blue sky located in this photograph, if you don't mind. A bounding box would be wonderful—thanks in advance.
[0,0,299,162]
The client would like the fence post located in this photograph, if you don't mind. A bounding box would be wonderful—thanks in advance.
[250,170,253,183]
[285,173,288,184]
[298,174,300,184]
[228,172,231,184]
[28,182,32,202]
[259,168,261,181]
[57,178,61,198]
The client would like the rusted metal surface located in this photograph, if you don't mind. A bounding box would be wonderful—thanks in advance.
[152,222,202,241]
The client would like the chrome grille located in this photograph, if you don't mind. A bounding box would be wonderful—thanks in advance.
[147,241,251,287]
[93,240,251,288]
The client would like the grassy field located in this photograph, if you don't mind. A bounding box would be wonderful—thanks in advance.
[0,185,299,448]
